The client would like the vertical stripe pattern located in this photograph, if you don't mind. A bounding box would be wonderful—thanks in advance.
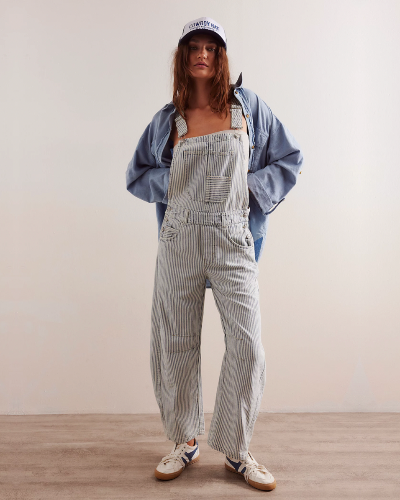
[150,101,266,461]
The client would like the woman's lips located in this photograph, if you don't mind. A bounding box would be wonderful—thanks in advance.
[195,63,207,67]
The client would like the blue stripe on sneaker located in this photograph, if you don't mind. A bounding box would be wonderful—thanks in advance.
[227,457,242,472]
[184,444,198,462]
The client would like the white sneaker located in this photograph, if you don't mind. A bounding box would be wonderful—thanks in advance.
[225,450,276,490]
[154,438,200,480]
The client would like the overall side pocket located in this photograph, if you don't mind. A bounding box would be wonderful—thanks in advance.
[226,223,254,249]
[160,215,182,242]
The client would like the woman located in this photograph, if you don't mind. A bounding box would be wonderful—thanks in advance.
[126,17,303,491]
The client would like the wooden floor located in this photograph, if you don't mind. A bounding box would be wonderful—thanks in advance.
[1,413,399,499]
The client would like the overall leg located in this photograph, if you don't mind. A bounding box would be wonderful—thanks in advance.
[150,222,206,444]
[206,227,266,461]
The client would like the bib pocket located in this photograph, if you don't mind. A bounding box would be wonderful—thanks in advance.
[205,151,235,204]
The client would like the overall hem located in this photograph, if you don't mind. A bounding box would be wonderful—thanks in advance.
[206,436,249,461]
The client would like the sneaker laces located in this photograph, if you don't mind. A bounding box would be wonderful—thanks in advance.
[242,451,271,484]
[159,443,187,467]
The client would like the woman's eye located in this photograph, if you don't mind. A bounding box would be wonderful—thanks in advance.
[189,46,216,51]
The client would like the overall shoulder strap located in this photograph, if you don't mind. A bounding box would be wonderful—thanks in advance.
[230,95,243,129]
[174,110,188,138]
[175,100,242,136]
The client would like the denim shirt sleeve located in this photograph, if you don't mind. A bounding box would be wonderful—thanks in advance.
[247,93,304,215]
[126,121,170,204]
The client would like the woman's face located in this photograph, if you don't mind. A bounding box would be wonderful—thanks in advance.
[187,34,218,80]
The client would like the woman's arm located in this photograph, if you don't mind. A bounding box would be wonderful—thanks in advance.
[246,92,304,215]
[126,121,170,204]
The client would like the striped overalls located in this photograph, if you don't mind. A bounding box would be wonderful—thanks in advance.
[150,99,266,461]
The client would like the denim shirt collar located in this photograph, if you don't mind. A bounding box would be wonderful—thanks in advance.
[231,72,243,89]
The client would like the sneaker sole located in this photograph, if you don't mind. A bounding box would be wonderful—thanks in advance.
[154,454,200,481]
[225,462,277,490]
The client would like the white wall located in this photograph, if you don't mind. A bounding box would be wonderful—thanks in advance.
[1,0,399,415]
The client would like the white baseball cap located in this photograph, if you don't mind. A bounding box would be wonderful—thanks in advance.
[178,17,227,52]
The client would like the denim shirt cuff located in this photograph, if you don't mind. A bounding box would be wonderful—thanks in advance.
[247,172,274,215]
[162,169,170,204]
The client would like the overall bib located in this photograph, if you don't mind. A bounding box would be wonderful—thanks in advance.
[150,99,267,461]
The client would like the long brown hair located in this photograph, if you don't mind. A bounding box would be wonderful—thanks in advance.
[171,37,235,121]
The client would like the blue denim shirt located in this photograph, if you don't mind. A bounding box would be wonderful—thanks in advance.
[126,73,304,288]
